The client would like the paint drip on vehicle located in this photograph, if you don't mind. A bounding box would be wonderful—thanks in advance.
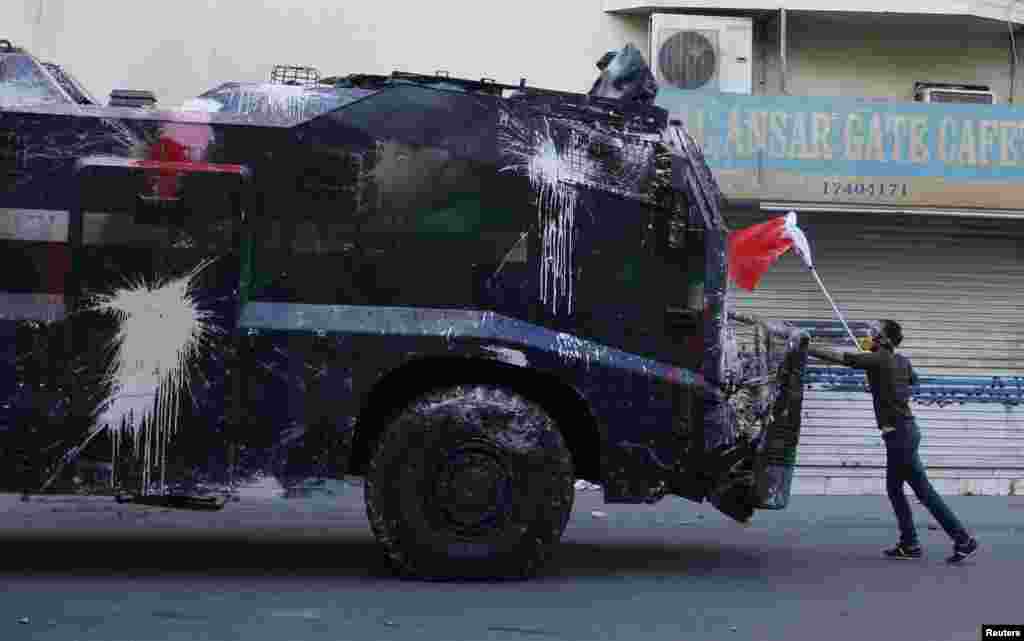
[86,258,220,493]
[500,116,594,315]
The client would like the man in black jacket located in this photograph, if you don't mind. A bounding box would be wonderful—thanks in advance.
[807,320,979,564]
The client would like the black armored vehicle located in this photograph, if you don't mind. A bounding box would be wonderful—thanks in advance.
[0,40,808,579]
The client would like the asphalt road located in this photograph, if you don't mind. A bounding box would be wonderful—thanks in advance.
[1,483,1021,641]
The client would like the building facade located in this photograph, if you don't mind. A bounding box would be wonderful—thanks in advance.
[7,0,1024,494]
[629,2,1024,495]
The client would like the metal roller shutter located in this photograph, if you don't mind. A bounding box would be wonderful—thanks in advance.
[724,209,1024,496]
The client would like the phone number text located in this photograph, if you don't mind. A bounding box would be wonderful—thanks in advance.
[824,182,908,198]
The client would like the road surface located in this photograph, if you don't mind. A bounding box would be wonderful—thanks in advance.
[1,481,1020,641]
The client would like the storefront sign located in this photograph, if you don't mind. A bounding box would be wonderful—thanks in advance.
[656,88,1024,211]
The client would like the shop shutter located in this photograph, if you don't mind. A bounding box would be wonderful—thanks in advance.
[724,210,1024,495]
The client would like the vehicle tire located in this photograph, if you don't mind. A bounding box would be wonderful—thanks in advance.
[365,384,574,580]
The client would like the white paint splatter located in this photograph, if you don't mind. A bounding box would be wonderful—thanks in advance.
[238,84,310,120]
[86,258,220,494]
[178,98,224,113]
[553,332,607,371]
[500,117,594,315]
[498,111,662,314]
[481,346,528,368]
[722,289,739,378]
[235,474,286,499]
[530,124,578,315]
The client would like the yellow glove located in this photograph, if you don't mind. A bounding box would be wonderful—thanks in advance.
[857,335,874,352]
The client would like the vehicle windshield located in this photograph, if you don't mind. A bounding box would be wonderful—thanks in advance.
[0,53,68,107]
[41,61,97,105]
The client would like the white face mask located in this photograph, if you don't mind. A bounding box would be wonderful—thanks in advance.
[867,320,883,337]
[862,321,881,350]
[868,321,900,351]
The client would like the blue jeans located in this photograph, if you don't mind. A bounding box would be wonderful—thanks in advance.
[884,419,969,546]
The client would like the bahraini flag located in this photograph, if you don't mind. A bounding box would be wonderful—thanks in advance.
[727,212,813,291]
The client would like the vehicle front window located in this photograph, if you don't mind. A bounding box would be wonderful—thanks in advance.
[0,54,67,108]
[41,62,96,105]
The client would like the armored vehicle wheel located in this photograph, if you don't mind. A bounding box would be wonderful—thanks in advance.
[365,384,574,580]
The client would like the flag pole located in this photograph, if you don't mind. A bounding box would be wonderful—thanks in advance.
[808,266,865,352]
[781,212,865,353]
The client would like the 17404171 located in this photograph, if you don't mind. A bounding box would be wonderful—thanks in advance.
[824,181,908,198]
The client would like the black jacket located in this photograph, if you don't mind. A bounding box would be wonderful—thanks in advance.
[809,345,919,428]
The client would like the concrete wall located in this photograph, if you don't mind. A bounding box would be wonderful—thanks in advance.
[755,13,1015,101]
[8,0,647,107]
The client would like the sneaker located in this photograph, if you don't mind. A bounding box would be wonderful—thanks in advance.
[946,537,978,564]
[884,543,922,559]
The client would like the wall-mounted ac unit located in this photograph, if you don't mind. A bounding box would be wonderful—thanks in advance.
[914,82,996,104]
[649,14,753,94]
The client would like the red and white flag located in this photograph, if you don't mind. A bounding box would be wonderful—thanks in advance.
[727,212,813,291]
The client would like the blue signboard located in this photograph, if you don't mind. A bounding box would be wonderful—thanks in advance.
[656,88,1024,210]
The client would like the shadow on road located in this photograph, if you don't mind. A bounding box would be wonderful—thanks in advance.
[0,535,776,581]
[549,541,768,578]
[0,534,394,577]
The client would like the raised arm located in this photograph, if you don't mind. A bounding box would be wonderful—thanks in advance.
[807,344,883,369]
[806,343,848,366]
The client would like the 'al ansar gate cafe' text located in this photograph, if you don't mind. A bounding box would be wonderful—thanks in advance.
[656,88,1024,212]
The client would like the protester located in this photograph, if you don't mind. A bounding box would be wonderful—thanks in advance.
[807,320,979,563]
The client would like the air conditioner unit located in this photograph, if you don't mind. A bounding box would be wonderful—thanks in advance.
[649,14,753,94]
[914,82,996,104]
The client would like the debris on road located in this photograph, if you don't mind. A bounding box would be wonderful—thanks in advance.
[487,625,559,637]
[269,609,321,620]
[17,617,29,624]
[591,510,608,519]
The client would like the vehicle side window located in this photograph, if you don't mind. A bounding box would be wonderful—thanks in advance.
[0,55,65,108]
